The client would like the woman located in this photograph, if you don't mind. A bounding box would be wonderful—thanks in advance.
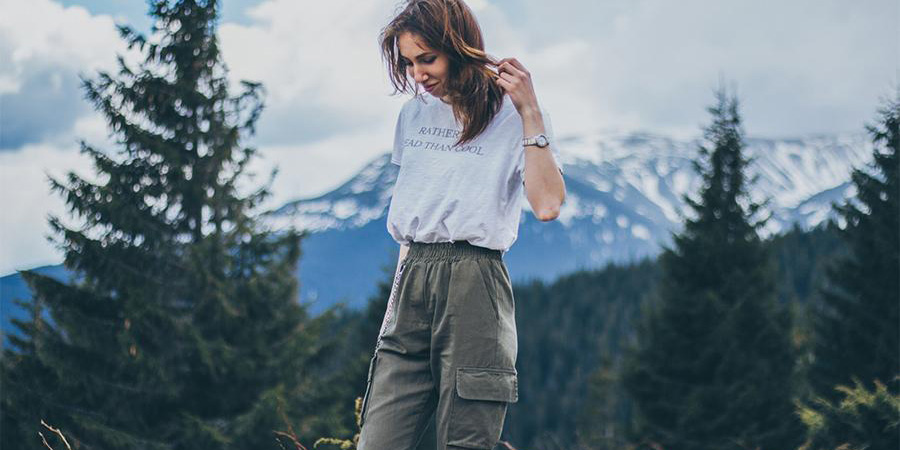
[358,1,565,448]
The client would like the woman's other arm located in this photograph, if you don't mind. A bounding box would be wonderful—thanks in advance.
[492,57,565,221]
[520,109,566,221]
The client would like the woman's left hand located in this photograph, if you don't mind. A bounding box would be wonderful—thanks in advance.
[494,57,540,116]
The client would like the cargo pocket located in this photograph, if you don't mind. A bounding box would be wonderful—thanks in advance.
[446,366,518,449]
[359,353,379,428]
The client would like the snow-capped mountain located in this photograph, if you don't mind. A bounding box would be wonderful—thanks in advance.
[0,130,875,342]
[261,130,873,314]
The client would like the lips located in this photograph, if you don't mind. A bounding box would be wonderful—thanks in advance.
[424,82,438,92]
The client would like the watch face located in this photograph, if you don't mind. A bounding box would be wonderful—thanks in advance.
[537,135,549,147]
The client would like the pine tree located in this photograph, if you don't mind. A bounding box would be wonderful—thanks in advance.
[808,88,900,403]
[797,378,900,450]
[621,85,802,450]
[0,1,336,449]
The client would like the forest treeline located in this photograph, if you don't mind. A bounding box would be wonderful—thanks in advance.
[2,1,897,450]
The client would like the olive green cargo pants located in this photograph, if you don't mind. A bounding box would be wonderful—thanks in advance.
[358,241,519,450]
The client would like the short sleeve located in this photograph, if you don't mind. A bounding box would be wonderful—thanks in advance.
[518,107,564,179]
[391,106,404,166]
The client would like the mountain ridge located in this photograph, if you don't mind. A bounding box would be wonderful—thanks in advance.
[1,130,874,336]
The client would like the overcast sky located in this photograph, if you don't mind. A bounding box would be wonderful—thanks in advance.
[1,0,897,275]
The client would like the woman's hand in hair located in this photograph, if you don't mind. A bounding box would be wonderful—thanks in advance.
[494,57,541,118]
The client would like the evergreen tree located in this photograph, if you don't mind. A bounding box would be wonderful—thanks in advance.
[797,378,900,450]
[808,88,900,403]
[621,85,802,450]
[769,223,848,404]
[1,1,337,449]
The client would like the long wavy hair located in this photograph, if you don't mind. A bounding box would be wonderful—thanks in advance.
[380,0,505,147]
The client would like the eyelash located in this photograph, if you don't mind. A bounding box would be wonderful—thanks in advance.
[402,57,435,66]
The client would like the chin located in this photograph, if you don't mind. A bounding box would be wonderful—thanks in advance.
[423,83,443,97]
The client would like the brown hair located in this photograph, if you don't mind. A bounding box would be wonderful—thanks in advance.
[379,0,505,147]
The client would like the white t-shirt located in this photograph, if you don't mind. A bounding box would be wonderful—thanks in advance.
[386,93,563,254]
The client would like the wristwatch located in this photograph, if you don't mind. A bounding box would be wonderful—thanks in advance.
[523,133,550,148]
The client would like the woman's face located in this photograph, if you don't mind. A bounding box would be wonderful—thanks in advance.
[397,31,450,100]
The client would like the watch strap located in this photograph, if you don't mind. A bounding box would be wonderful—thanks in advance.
[523,133,550,147]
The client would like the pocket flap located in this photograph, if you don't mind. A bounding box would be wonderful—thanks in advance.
[455,367,518,403]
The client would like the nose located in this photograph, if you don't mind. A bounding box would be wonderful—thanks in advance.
[409,64,429,84]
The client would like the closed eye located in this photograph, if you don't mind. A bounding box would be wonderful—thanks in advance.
[401,56,436,65]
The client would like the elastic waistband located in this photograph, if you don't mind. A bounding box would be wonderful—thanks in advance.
[407,241,503,261]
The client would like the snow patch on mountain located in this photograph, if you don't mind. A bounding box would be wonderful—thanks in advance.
[262,129,874,262]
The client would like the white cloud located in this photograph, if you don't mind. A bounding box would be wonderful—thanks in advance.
[0,141,97,275]
[0,0,121,94]
[512,0,899,138]
[0,0,143,149]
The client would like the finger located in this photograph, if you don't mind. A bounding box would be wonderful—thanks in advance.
[507,58,529,74]
[494,75,508,91]
[498,71,517,84]
[497,71,519,90]
[499,61,527,79]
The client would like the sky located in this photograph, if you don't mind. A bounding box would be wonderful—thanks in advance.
[1,0,898,275]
